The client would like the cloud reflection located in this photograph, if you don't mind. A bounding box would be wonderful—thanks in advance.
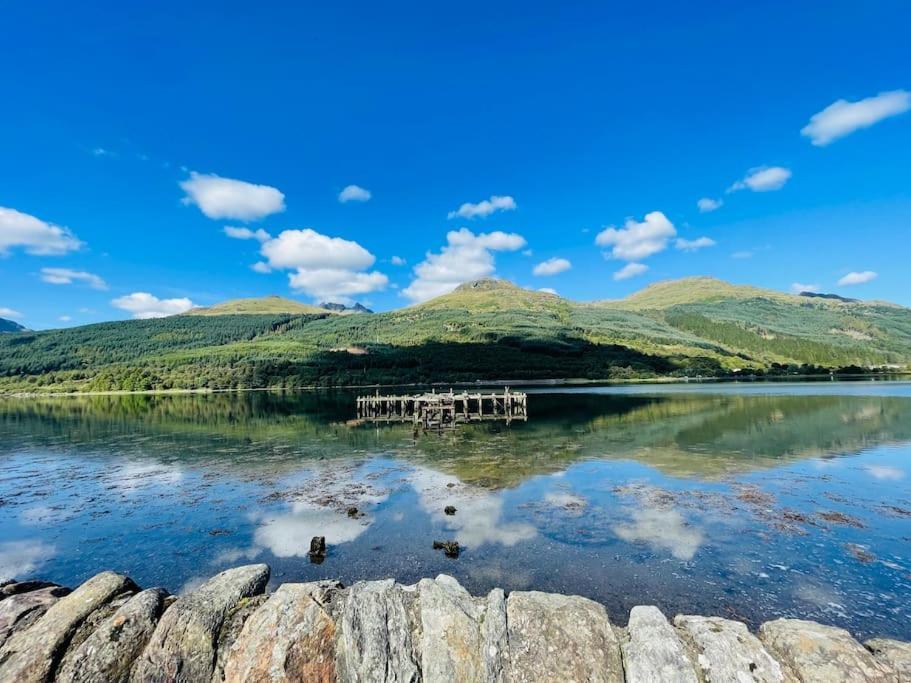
[0,540,56,581]
[612,506,704,561]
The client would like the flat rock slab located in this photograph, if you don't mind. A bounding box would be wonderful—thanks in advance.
[130,563,269,683]
[622,606,697,683]
[0,571,135,683]
[675,614,794,683]
[506,590,623,683]
[56,588,166,683]
[866,638,911,680]
[760,618,896,682]
[0,586,70,648]
[224,581,341,682]
[334,578,420,683]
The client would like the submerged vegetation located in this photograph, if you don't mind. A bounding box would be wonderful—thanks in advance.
[1,277,909,393]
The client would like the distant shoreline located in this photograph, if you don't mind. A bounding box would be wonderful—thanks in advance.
[2,371,908,399]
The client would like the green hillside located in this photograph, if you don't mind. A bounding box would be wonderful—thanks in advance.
[186,296,330,316]
[0,278,908,393]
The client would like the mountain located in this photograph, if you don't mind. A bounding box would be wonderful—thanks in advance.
[0,318,27,334]
[319,302,374,314]
[1,277,908,393]
[186,296,329,316]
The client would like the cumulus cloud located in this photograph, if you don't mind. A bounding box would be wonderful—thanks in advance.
[40,268,107,290]
[675,237,716,252]
[538,287,558,295]
[0,206,83,256]
[801,90,911,146]
[533,257,572,276]
[111,292,197,319]
[697,197,722,213]
[224,226,271,242]
[613,263,648,280]
[338,184,372,203]
[731,250,753,259]
[838,270,877,286]
[0,307,22,319]
[448,195,516,220]
[728,166,792,193]
[402,228,526,302]
[791,282,820,294]
[259,228,387,302]
[595,211,675,261]
[251,261,272,274]
[390,255,406,266]
[179,172,286,221]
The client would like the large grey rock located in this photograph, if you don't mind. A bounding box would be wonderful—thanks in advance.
[56,588,167,683]
[675,614,793,683]
[760,618,896,682]
[0,581,62,601]
[130,564,270,683]
[482,588,508,683]
[505,590,623,683]
[0,571,135,683]
[418,575,487,682]
[866,638,911,680]
[212,594,268,682]
[0,586,70,648]
[334,579,419,682]
[622,606,697,683]
[223,581,340,682]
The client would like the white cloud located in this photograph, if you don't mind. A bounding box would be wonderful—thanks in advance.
[675,237,716,252]
[595,211,675,261]
[0,307,22,319]
[338,184,372,203]
[390,255,406,266]
[0,206,83,256]
[697,197,722,213]
[801,90,911,146]
[259,229,387,302]
[728,166,792,193]
[40,267,107,290]
[251,261,272,274]
[224,226,271,242]
[92,147,113,157]
[838,270,877,286]
[58,315,72,322]
[402,228,526,302]
[448,195,516,220]
[538,287,558,295]
[791,282,820,294]
[533,257,572,276]
[179,172,285,221]
[731,250,753,259]
[613,262,648,280]
[111,292,197,319]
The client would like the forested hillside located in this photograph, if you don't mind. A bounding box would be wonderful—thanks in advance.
[0,278,908,393]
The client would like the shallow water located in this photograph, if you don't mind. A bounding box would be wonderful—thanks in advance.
[1,381,909,639]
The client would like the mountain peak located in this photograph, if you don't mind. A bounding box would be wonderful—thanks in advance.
[453,278,520,293]
[186,296,329,316]
[0,317,27,333]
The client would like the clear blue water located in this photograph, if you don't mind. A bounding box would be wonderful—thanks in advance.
[1,381,909,639]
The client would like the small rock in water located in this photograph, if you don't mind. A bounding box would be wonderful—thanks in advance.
[444,505,457,516]
[347,506,359,518]
[309,536,327,564]
[433,540,460,558]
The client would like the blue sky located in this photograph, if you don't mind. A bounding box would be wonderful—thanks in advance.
[1,1,910,328]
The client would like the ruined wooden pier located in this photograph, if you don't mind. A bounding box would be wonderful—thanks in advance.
[357,387,527,427]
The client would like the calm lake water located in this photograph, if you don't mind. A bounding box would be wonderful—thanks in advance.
[1,381,910,639]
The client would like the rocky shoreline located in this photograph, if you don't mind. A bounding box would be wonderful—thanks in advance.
[0,564,908,682]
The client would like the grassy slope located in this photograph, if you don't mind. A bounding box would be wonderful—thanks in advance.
[1,278,908,392]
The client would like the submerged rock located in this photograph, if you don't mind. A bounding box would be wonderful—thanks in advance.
[760,618,895,682]
[130,563,269,682]
[432,540,460,558]
[309,536,327,563]
[506,590,624,682]
[444,505,457,515]
[56,588,167,683]
[622,605,697,683]
[0,571,136,683]
[675,614,793,683]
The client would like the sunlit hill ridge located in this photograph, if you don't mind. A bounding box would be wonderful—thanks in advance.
[1,277,909,393]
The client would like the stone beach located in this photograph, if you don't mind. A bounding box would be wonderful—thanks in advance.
[0,563,908,682]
